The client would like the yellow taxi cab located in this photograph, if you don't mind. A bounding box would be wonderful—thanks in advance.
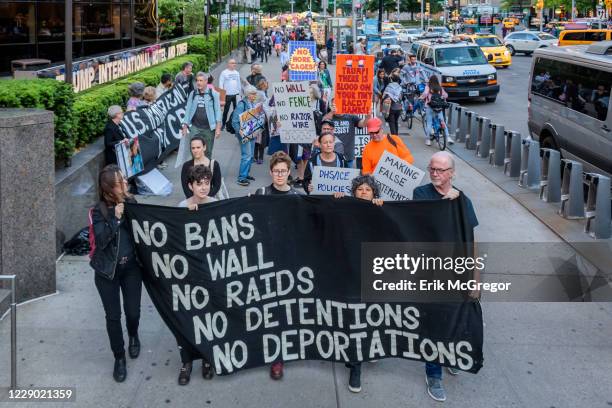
[455,34,512,67]
[464,17,478,25]
[558,29,612,46]
[502,18,516,28]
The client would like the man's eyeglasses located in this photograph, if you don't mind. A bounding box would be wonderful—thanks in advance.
[427,167,452,174]
[272,169,289,176]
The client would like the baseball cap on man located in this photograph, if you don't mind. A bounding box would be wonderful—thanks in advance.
[321,119,335,128]
[366,117,383,133]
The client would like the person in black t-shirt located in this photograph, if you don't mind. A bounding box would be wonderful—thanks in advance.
[254,152,301,196]
[413,151,477,403]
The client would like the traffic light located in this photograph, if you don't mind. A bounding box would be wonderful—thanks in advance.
[426,1,430,13]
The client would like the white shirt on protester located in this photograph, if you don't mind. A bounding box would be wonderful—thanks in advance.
[219,69,242,96]
[178,197,217,207]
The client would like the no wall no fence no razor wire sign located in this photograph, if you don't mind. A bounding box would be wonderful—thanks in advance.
[124,196,484,376]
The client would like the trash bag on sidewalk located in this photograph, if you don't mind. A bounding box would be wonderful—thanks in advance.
[62,227,90,256]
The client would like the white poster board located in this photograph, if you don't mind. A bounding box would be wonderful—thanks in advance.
[372,151,426,200]
[272,81,315,144]
[136,168,172,195]
[311,166,361,195]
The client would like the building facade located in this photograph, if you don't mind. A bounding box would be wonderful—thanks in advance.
[0,0,158,75]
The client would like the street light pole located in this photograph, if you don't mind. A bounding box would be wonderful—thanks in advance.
[421,0,424,30]
[229,0,233,51]
[218,0,222,62]
[65,0,72,85]
[205,0,210,39]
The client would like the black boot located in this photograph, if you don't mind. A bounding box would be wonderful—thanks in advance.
[113,357,127,383]
[128,336,140,359]
[178,362,192,386]
[202,361,214,380]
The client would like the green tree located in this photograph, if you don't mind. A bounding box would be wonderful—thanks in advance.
[159,0,184,38]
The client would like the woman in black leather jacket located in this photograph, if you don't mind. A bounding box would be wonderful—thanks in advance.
[89,164,143,383]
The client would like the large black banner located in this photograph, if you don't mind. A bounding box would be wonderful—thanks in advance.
[119,85,188,174]
[125,196,484,375]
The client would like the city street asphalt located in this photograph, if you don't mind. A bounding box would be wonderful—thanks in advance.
[1,48,611,408]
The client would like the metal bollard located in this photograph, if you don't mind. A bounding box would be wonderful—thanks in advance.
[476,117,491,158]
[457,109,470,143]
[465,111,479,150]
[539,148,561,203]
[559,159,585,219]
[584,173,611,239]
[453,105,463,141]
[446,103,457,139]
[518,137,541,188]
[489,124,505,167]
[504,131,522,178]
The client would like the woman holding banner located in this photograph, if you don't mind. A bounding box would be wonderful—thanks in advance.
[303,131,349,194]
[90,165,143,383]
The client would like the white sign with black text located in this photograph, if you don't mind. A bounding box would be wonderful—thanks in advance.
[311,166,361,195]
[272,81,315,144]
[372,151,425,200]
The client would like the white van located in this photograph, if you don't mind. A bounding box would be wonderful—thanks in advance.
[410,39,500,102]
[528,42,612,177]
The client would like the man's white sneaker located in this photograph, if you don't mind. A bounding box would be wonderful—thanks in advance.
[425,138,432,146]
[447,137,455,144]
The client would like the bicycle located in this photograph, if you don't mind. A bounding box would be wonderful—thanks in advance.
[428,105,449,151]
[400,83,426,131]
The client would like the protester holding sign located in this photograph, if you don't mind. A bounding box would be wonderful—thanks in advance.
[232,86,260,186]
[126,82,146,111]
[303,132,349,193]
[254,78,271,165]
[361,117,414,175]
[323,99,369,168]
[90,165,143,383]
[182,72,222,160]
[180,136,222,199]
[413,151,478,402]
[103,105,127,165]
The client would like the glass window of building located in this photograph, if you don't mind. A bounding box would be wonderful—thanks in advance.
[0,2,36,45]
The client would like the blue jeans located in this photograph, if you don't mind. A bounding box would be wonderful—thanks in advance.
[425,362,442,379]
[425,106,449,140]
[346,159,354,169]
[238,138,255,181]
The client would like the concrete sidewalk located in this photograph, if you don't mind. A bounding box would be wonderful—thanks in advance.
[1,52,612,408]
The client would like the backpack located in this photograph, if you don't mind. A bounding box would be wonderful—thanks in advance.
[429,93,448,112]
[226,100,248,135]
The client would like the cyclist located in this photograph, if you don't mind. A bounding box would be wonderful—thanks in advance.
[420,75,453,146]
[400,54,427,120]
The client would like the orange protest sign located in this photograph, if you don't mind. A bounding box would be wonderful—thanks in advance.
[334,54,375,115]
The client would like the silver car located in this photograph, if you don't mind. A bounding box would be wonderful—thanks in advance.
[504,31,558,56]
[528,42,612,178]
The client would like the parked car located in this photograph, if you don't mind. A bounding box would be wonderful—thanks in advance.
[558,29,612,46]
[380,30,399,45]
[504,31,558,55]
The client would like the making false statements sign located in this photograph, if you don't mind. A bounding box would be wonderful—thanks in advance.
[373,151,426,200]
[124,196,484,375]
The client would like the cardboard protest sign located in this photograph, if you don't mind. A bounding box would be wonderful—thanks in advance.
[372,150,426,200]
[239,103,265,138]
[115,136,144,178]
[120,85,188,174]
[354,114,369,160]
[288,41,318,81]
[272,81,315,144]
[311,166,361,195]
[125,196,483,375]
[334,54,375,115]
